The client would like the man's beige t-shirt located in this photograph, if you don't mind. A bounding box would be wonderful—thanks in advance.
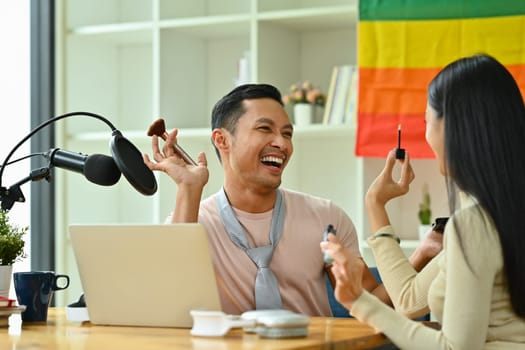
[197,188,360,316]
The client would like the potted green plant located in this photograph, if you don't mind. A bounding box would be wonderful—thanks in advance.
[418,183,432,240]
[0,209,27,297]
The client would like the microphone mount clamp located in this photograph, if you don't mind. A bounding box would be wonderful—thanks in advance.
[1,167,50,211]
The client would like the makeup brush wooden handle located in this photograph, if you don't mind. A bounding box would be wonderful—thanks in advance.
[147,118,197,165]
[172,143,197,166]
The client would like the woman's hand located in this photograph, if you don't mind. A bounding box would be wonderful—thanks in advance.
[143,128,209,189]
[321,234,365,309]
[366,149,415,207]
[365,149,415,232]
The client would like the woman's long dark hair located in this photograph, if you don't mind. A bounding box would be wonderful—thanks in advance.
[427,54,525,318]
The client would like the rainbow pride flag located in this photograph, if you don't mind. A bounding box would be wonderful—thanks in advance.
[356,0,525,158]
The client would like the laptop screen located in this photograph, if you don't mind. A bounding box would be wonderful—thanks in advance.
[69,223,222,328]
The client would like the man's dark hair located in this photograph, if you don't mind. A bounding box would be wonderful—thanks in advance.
[210,83,284,160]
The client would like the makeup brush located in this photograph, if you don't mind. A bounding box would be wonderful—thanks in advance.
[147,118,197,166]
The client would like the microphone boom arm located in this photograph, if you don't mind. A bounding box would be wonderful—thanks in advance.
[0,111,157,210]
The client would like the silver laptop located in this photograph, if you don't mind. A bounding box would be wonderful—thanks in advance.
[69,224,222,328]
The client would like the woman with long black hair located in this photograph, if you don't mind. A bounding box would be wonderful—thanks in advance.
[322,54,525,349]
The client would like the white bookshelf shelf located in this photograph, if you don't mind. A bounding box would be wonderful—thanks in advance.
[56,0,359,304]
[257,5,357,30]
[360,239,422,266]
[54,0,448,307]
[69,21,153,35]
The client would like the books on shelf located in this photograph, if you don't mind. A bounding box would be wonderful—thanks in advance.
[0,296,15,308]
[322,66,339,124]
[322,65,358,126]
[344,66,359,127]
[331,65,351,125]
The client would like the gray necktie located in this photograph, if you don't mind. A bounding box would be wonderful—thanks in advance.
[217,188,284,309]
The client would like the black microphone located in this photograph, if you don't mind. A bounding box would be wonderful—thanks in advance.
[45,148,121,186]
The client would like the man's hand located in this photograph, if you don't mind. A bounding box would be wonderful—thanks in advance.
[143,129,209,189]
[410,229,444,272]
[143,127,209,223]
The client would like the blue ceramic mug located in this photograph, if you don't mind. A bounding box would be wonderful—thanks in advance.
[13,271,70,322]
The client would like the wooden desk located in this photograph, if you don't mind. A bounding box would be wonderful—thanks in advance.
[1,308,397,350]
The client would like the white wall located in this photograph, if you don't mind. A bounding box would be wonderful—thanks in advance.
[0,0,31,298]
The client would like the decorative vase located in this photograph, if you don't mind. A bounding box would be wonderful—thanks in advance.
[293,103,313,126]
[418,224,432,240]
[0,265,13,297]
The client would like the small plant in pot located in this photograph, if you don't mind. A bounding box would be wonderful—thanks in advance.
[0,209,27,297]
[418,184,432,240]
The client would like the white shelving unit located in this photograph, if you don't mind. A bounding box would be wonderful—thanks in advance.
[53,0,448,306]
